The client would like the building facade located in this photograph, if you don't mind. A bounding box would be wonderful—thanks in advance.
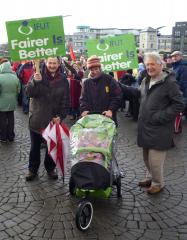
[139,27,157,52]
[158,35,172,53]
[171,22,187,55]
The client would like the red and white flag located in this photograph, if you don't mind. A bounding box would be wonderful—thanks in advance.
[42,122,70,179]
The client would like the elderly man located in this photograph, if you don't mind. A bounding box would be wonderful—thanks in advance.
[137,52,184,194]
[25,57,70,181]
[171,51,187,117]
[80,55,121,124]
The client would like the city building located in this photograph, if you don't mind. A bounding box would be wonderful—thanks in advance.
[0,44,9,58]
[158,35,172,53]
[139,27,171,54]
[139,27,157,52]
[171,22,187,55]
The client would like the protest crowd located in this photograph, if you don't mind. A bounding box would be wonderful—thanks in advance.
[0,16,187,235]
[0,48,186,194]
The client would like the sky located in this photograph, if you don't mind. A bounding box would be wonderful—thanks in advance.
[0,0,187,44]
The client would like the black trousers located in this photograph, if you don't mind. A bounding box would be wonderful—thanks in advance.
[121,85,140,121]
[0,111,15,141]
[28,130,56,174]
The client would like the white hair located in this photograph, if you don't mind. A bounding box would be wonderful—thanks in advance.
[144,52,163,65]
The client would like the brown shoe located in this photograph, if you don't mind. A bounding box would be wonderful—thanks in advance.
[138,179,152,187]
[47,170,58,180]
[147,186,163,194]
[26,171,37,181]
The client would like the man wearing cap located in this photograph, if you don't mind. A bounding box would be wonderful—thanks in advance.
[80,55,121,124]
[171,51,187,117]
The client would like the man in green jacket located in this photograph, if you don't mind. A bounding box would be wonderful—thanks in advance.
[0,61,20,143]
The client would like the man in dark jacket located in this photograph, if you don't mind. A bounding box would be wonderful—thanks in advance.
[171,51,187,117]
[80,56,121,124]
[25,57,70,181]
[137,52,184,194]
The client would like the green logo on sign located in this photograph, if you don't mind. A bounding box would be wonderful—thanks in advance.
[96,39,109,51]
[18,21,33,35]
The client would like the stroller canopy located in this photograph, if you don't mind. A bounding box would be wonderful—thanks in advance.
[70,114,116,160]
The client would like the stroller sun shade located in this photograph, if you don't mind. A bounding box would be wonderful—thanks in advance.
[71,162,110,190]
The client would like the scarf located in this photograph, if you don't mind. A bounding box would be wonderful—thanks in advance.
[44,67,62,85]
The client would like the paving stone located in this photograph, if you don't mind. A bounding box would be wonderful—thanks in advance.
[52,230,65,239]
[0,231,9,239]
[43,229,53,238]
[31,228,45,237]
[4,220,17,228]
[126,220,138,229]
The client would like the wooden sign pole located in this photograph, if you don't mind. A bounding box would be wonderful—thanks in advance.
[34,59,40,73]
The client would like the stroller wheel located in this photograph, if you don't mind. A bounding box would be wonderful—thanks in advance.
[69,177,76,196]
[76,200,93,231]
[116,176,122,198]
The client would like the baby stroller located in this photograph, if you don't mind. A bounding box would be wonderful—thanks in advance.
[69,113,122,231]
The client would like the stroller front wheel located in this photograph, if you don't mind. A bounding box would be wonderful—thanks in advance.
[76,200,93,231]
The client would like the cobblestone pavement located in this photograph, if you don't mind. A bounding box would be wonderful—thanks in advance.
[0,107,187,240]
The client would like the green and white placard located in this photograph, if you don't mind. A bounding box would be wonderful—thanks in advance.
[6,16,66,61]
[86,34,138,71]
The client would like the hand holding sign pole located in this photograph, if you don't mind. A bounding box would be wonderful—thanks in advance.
[114,71,118,81]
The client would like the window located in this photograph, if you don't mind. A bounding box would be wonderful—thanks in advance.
[174,38,181,43]
[75,42,83,47]
[174,31,181,37]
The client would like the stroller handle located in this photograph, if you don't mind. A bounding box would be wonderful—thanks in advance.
[88,111,103,115]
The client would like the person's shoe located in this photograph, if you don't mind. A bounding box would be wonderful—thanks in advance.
[8,138,14,142]
[147,186,163,194]
[47,170,58,180]
[138,179,152,187]
[25,171,37,181]
[124,112,132,118]
[0,138,7,143]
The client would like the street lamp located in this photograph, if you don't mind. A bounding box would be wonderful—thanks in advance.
[156,26,166,50]
[62,15,72,18]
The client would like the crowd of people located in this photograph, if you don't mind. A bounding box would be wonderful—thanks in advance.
[0,49,186,194]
